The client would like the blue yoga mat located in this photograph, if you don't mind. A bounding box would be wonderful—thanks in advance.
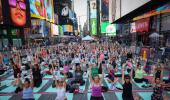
[34,94,41,100]
[0,96,11,100]
[115,92,122,100]
[66,93,73,100]
[138,92,152,100]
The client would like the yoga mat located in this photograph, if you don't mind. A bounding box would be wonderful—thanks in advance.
[33,80,48,92]
[0,72,7,77]
[132,80,145,88]
[87,93,91,100]
[115,92,122,100]
[0,96,11,100]
[7,75,14,79]
[138,92,152,100]
[163,76,169,80]
[44,75,53,79]
[104,78,112,89]
[115,82,122,89]
[66,93,73,100]
[1,85,16,93]
[1,80,13,86]
[45,85,56,92]
[115,71,121,75]
[79,79,87,91]
[34,94,41,100]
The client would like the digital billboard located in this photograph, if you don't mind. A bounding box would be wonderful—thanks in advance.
[90,0,97,18]
[29,0,54,22]
[51,24,59,36]
[101,0,109,21]
[44,0,54,22]
[90,18,97,35]
[1,0,31,27]
[62,25,73,33]
[101,22,116,36]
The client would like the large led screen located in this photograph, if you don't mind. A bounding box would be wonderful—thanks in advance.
[8,0,27,26]
[29,0,54,22]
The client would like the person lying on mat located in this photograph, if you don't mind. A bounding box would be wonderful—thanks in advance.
[89,63,104,100]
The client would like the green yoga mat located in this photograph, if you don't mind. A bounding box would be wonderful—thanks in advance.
[33,80,48,92]
[138,92,152,100]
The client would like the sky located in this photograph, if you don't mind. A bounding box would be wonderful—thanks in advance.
[74,0,87,31]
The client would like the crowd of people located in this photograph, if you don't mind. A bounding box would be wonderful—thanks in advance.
[0,41,170,100]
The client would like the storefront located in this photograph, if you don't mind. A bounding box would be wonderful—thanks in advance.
[135,18,150,46]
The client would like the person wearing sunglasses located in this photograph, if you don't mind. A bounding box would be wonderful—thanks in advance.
[8,0,26,26]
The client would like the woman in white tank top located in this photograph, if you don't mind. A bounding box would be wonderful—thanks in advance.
[53,68,67,100]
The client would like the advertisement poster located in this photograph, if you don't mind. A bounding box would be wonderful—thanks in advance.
[44,0,53,22]
[0,0,3,24]
[90,0,97,18]
[29,0,54,22]
[90,18,97,35]
[51,24,59,36]
[101,0,109,21]
[8,0,28,26]
[101,22,116,36]
[62,25,73,33]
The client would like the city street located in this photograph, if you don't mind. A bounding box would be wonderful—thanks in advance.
[0,0,170,100]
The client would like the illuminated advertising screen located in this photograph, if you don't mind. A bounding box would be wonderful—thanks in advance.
[44,0,54,22]
[29,0,54,22]
[62,25,73,32]
[1,0,31,27]
[90,18,97,35]
[90,0,97,18]
[51,24,59,36]
[101,22,116,36]
[0,0,3,24]
[101,0,109,21]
